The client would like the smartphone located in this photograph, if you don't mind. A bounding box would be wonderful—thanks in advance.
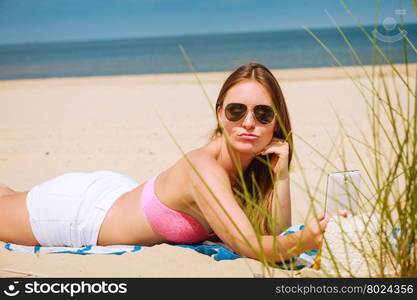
[324,170,361,217]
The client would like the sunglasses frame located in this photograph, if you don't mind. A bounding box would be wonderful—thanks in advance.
[224,102,276,125]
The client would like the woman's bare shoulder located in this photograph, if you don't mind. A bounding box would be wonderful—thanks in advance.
[183,147,222,173]
[181,152,229,192]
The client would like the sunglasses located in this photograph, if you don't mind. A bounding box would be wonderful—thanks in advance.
[224,103,275,125]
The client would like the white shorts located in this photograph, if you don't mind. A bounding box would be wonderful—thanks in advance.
[26,170,139,247]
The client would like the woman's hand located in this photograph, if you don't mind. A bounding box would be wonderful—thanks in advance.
[256,138,290,180]
[303,213,330,250]
[303,209,352,250]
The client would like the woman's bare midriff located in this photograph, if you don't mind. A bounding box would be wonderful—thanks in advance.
[97,149,215,246]
[1,191,40,246]
[97,182,165,246]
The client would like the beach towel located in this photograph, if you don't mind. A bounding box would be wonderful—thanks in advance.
[4,224,316,270]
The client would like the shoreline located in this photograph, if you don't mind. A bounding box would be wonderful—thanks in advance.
[0,63,415,87]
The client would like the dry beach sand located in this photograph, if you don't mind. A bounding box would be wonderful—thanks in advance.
[0,64,415,277]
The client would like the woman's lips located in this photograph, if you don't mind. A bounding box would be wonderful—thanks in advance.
[238,134,259,140]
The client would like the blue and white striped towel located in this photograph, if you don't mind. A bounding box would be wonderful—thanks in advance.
[5,224,315,269]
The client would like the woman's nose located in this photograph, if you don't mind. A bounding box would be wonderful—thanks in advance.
[242,111,256,129]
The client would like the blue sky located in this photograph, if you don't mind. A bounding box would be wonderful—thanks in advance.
[0,0,415,44]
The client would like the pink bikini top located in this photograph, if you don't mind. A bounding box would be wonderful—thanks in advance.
[141,175,215,244]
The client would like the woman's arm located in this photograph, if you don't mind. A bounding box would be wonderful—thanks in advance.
[257,138,292,235]
[187,155,326,263]
[239,227,320,262]
[271,176,291,235]
[241,213,329,262]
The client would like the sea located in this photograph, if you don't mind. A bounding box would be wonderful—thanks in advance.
[0,24,416,80]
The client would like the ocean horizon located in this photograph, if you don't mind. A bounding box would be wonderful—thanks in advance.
[1,24,416,80]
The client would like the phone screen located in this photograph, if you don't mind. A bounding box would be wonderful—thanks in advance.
[324,170,361,217]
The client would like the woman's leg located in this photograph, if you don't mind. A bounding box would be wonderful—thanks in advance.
[0,187,40,246]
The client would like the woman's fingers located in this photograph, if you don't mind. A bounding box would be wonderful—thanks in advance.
[307,213,329,234]
[328,209,353,219]
[319,216,331,230]
[337,209,352,218]
[256,138,287,155]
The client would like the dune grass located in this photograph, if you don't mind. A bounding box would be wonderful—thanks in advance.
[303,0,416,277]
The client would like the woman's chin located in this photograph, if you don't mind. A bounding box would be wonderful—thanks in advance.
[233,141,261,155]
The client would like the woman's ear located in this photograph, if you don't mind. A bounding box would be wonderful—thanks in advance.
[216,106,222,120]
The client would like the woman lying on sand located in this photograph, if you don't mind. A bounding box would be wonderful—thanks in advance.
[0,62,346,263]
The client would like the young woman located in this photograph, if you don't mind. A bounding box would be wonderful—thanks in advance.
[0,62,332,263]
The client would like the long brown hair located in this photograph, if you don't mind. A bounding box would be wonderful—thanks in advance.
[210,62,293,234]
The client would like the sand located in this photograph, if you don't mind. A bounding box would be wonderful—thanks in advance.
[0,64,415,277]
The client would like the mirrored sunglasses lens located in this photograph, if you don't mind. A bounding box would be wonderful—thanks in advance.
[254,105,274,124]
[225,103,247,121]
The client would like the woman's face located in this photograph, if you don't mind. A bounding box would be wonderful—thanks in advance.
[217,79,277,155]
